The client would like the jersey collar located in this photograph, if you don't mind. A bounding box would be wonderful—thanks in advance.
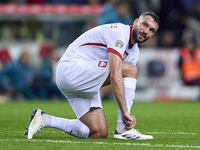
[129,25,134,49]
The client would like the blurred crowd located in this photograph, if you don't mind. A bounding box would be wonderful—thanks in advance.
[0,43,65,100]
[0,0,200,100]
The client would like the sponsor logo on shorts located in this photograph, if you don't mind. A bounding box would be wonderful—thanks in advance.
[115,40,124,49]
[98,61,107,68]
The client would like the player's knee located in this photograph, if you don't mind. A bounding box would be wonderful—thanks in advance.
[90,126,108,138]
[101,127,109,138]
[122,63,138,78]
[96,128,108,138]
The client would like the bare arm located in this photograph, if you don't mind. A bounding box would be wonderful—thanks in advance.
[109,52,134,129]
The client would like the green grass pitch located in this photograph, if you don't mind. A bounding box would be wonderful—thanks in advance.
[0,100,200,150]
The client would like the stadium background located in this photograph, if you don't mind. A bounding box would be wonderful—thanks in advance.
[0,0,200,102]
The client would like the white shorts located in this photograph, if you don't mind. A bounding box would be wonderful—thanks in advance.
[56,59,110,119]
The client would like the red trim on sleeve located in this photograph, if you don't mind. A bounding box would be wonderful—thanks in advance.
[80,43,107,47]
[107,48,122,60]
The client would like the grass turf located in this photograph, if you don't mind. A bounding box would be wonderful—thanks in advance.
[0,100,200,150]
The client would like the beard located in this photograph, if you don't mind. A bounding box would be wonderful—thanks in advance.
[132,27,150,43]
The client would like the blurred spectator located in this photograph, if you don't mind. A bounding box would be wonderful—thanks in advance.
[33,44,65,100]
[0,51,35,100]
[0,47,12,95]
[39,42,52,58]
[182,29,199,49]
[179,40,200,86]
[98,0,132,25]
[0,47,12,66]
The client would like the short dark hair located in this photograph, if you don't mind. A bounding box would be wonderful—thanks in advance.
[140,11,160,26]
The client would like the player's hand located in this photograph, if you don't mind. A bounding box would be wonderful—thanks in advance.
[122,112,136,129]
[126,115,136,129]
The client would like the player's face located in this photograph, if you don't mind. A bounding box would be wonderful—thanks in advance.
[132,15,159,43]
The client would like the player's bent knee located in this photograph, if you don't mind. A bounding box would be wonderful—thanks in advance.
[101,127,109,138]
[100,132,108,138]
[89,126,108,138]
[95,129,108,138]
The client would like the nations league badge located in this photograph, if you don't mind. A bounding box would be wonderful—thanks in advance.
[115,40,124,49]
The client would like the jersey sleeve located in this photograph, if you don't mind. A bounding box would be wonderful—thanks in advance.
[104,25,128,59]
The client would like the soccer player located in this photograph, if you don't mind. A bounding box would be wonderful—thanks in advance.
[25,11,159,140]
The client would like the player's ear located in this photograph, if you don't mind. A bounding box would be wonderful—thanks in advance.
[133,19,138,27]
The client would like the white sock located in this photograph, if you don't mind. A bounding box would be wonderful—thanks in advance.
[42,114,52,127]
[42,114,90,138]
[116,77,137,133]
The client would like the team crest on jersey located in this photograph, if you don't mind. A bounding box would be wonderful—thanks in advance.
[115,40,124,49]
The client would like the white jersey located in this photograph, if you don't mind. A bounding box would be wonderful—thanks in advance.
[57,23,140,118]
[59,23,139,66]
